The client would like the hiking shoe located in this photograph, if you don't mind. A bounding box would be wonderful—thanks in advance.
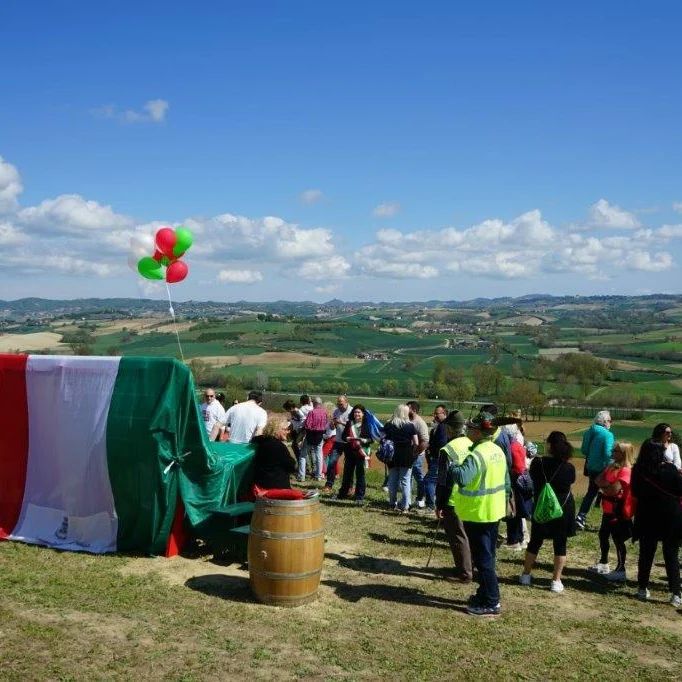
[587,563,610,575]
[575,515,586,531]
[550,580,564,593]
[519,573,532,586]
[636,588,650,601]
[417,499,426,509]
[605,569,626,583]
[670,594,682,608]
[466,603,501,616]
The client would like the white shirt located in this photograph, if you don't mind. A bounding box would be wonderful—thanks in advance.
[333,405,352,442]
[201,400,225,435]
[664,442,681,469]
[220,400,267,444]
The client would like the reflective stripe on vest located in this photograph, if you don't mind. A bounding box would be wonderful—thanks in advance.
[440,436,472,466]
[449,439,507,523]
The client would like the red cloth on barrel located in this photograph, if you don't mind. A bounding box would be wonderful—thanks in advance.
[252,485,307,500]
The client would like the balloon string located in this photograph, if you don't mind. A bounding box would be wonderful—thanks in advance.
[165,282,185,363]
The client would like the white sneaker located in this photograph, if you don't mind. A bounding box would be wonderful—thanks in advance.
[605,569,626,583]
[587,563,610,575]
[636,588,650,601]
[550,580,564,593]
[417,499,426,509]
[519,573,532,586]
[506,543,524,551]
[670,594,682,608]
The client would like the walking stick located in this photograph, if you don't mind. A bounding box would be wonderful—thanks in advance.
[425,515,442,568]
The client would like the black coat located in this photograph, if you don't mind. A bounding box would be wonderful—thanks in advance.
[632,461,682,541]
[383,421,417,468]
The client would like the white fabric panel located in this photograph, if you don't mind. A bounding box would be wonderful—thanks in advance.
[10,356,121,553]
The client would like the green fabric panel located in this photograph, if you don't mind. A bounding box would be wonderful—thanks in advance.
[106,356,255,555]
[106,357,190,554]
[179,440,255,530]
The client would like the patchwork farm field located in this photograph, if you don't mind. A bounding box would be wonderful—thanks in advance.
[3,301,682,412]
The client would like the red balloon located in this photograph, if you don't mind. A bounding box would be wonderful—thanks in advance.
[152,249,164,262]
[166,260,188,284]
[155,227,177,258]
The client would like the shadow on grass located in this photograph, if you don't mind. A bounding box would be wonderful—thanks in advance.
[325,551,450,581]
[185,574,253,602]
[322,578,468,611]
[368,531,446,550]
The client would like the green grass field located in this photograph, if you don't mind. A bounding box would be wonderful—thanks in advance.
[2,474,681,680]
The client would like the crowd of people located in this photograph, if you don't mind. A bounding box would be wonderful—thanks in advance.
[199,388,682,617]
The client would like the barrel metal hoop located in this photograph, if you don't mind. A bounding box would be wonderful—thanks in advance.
[256,495,319,508]
[251,568,322,581]
[250,529,325,540]
[262,508,317,516]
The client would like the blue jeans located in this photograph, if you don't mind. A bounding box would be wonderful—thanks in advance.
[423,455,438,509]
[412,453,425,502]
[463,521,501,608]
[325,442,345,487]
[300,439,324,479]
[388,466,412,511]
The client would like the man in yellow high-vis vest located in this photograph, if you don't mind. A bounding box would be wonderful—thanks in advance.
[448,411,510,616]
[436,410,473,582]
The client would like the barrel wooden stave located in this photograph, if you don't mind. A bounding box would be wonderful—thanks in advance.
[248,496,324,606]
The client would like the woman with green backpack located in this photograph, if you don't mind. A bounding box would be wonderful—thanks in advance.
[519,432,576,593]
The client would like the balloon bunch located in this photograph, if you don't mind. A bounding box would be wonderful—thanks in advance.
[137,227,193,284]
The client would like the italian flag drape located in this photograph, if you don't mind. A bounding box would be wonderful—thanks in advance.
[0,354,254,555]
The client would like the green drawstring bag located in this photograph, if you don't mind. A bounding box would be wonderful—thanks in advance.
[532,459,564,524]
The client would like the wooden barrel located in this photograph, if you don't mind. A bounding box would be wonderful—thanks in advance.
[248,493,325,606]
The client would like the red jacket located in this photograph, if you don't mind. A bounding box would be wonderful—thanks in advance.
[510,441,527,477]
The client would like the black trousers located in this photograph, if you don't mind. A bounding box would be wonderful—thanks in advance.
[637,533,681,595]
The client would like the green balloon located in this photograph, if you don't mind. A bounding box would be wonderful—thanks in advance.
[172,227,193,258]
[137,256,164,280]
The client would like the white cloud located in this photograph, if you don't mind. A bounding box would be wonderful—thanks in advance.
[589,198,640,229]
[0,156,23,212]
[623,251,672,272]
[299,255,351,280]
[299,189,324,205]
[92,99,169,124]
[369,262,439,279]
[656,224,682,240]
[0,221,28,246]
[18,194,132,235]
[673,202,682,214]
[314,284,339,294]
[4,252,115,277]
[217,269,263,284]
[373,201,401,218]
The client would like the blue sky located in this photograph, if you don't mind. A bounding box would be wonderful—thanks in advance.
[1,1,681,302]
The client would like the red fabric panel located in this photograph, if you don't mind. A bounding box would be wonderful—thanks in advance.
[0,354,29,539]
[164,497,188,557]
[252,485,307,500]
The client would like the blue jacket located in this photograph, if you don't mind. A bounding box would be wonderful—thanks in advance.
[581,423,614,474]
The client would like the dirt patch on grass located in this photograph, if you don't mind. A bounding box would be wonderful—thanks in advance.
[197,352,362,366]
[0,332,65,352]
[92,318,195,335]
[119,555,248,587]
[379,327,412,334]
[522,419,589,441]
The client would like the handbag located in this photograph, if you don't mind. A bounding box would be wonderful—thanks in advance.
[515,471,534,500]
